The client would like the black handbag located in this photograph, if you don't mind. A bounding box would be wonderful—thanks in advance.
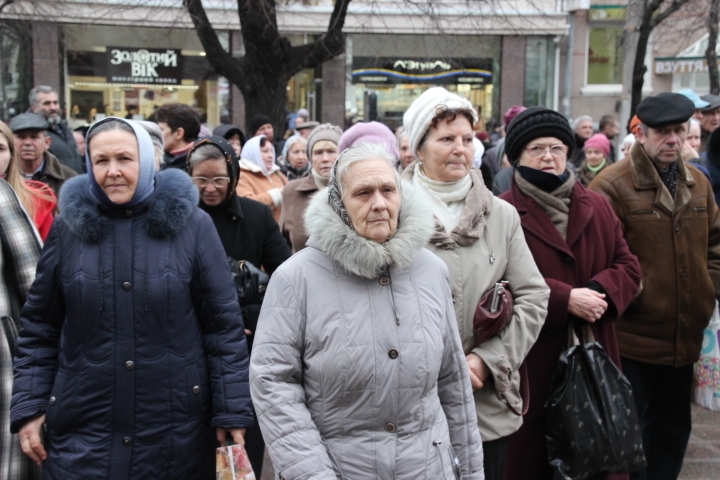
[544,322,646,479]
[227,257,269,336]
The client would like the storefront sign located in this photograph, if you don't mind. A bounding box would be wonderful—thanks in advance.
[352,57,492,85]
[107,47,183,85]
[654,57,717,75]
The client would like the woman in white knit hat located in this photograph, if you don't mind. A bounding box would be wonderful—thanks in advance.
[401,86,550,480]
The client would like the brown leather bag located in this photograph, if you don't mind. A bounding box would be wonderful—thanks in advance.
[473,281,530,416]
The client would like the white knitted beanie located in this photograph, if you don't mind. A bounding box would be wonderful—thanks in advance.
[403,87,478,156]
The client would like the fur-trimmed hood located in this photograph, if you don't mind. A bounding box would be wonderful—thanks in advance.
[304,181,435,278]
[58,169,199,243]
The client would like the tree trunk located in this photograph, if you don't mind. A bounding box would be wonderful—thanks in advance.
[707,0,720,95]
[236,67,291,139]
[630,23,652,119]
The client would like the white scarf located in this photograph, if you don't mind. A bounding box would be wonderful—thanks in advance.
[413,163,472,233]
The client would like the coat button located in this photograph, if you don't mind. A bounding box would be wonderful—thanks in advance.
[379,276,390,286]
[49,396,56,405]
[122,282,131,291]
[123,436,132,446]
[125,210,132,217]
[125,361,134,370]
[562,255,573,265]
[232,216,237,221]
[388,349,399,359]
[192,385,200,395]
[385,423,396,433]
[675,223,681,233]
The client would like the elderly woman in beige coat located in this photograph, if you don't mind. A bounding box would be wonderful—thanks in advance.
[401,87,549,480]
[251,143,484,479]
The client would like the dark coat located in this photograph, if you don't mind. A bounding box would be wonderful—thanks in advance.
[500,179,642,480]
[10,169,253,479]
[47,120,84,173]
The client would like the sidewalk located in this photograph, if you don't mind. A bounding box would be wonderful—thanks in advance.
[259,404,719,480]
[679,404,720,479]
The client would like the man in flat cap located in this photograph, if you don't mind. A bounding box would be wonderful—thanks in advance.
[589,92,720,479]
[9,113,77,199]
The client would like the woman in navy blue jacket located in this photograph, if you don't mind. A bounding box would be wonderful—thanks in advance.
[10,117,253,479]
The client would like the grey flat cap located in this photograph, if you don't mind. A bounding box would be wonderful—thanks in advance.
[701,94,720,112]
[9,113,49,132]
[296,120,320,131]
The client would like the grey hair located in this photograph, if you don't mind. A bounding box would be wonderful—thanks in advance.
[28,86,56,107]
[335,142,402,199]
[86,119,134,157]
[572,115,593,129]
[188,144,225,169]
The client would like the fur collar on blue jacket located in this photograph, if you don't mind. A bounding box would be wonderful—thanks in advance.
[304,181,435,279]
[59,169,199,243]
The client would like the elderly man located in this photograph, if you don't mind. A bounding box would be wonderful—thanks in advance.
[589,92,720,480]
[700,94,720,153]
[9,113,77,198]
[28,86,84,173]
[570,115,594,166]
[598,114,620,163]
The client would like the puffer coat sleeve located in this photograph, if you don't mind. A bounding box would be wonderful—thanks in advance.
[249,269,337,479]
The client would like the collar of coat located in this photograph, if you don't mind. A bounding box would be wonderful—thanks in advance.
[59,168,199,243]
[41,151,72,180]
[629,140,696,215]
[304,181,435,279]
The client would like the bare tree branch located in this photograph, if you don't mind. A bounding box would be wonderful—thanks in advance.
[706,0,720,94]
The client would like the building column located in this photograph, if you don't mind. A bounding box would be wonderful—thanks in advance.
[320,54,345,127]
[500,36,526,115]
[31,22,62,95]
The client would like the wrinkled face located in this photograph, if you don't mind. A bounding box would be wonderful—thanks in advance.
[637,122,687,167]
[14,130,50,164]
[192,158,229,207]
[417,116,474,182]
[33,91,61,126]
[73,131,86,156]
[227,134,242,157]
[255,123,274,141]
[287,139,308,170]
[584,147,605,167]
[517,136,568,175]
[0,134,11,176]
[260,141,275,170]
[89,129,140,205]
[312,140,339,178]
[701,107,720,133]
[575,120,594,140]
[399,135,415,169]
[687,122,702,152]
[342,158,401,243]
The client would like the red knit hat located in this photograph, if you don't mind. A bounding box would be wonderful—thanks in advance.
[583,133,611,158]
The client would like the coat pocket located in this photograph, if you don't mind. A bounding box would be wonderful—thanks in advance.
[186,364,203,419]
[427,440,463,479]
[45,370,71,433]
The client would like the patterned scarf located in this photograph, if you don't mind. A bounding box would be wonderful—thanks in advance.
[655,161,679,198]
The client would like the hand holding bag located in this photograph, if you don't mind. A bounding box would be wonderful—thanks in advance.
[216,443,256,480]
[545,322,646,479]
[473,281,513,344]
[227,257,270,340]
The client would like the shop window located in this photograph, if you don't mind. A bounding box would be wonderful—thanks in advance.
[525,37,555,108]
[587,26,624,85]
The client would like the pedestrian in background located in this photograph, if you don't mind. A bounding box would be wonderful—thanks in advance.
[11,117,253,478]
[279,135,309,180]
[590,92,720,479]
[156,102,201,170]
[251,142,484,479]
[402,87,549,480]
[237,134,288,222]
[577,133,612,186]
[279,123,342,252]
[500,107,642,480]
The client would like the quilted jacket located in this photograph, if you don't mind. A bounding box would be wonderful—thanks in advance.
[250,182,485,479]
[10,169,253,479]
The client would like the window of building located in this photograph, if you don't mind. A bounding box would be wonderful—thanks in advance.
[525,37,556,108]
[586,6,625,85]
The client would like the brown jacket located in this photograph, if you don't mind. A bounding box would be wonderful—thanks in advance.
[236,160,288,222]
[278,175,318,252]
[31,151,77,204]
[589,141,720,366]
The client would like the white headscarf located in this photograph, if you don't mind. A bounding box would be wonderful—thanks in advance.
[240,134,275,176]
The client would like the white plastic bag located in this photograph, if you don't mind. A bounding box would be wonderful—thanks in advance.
[693,301,720,412]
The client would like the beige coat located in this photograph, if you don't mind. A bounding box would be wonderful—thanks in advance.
[403,165,550,441]
[278,175,318,252]
[236,159,288,222]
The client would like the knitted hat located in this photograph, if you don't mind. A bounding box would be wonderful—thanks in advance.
[403,87,477,156]
[306,123,343,157]
[248,115,273,136]
[504,107,575,166]
[583,133,611,158]
[503,106,527,131]
[629,115,641,135]
[338,121,400,160]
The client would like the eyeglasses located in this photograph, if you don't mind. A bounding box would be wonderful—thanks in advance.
[192,176,231,188]
[525,144,568,159]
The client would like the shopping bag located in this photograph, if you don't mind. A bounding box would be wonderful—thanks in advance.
[693,301,720,412]
[216,443,256,480]
[544,323,646,480]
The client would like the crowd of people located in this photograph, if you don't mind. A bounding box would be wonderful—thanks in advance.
[0,84,718,480]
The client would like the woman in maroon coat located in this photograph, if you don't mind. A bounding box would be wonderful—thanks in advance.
[499,108,642,480]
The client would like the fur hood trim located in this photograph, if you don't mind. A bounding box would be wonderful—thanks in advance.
[59,169,199,243]
[304,181,435,278]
